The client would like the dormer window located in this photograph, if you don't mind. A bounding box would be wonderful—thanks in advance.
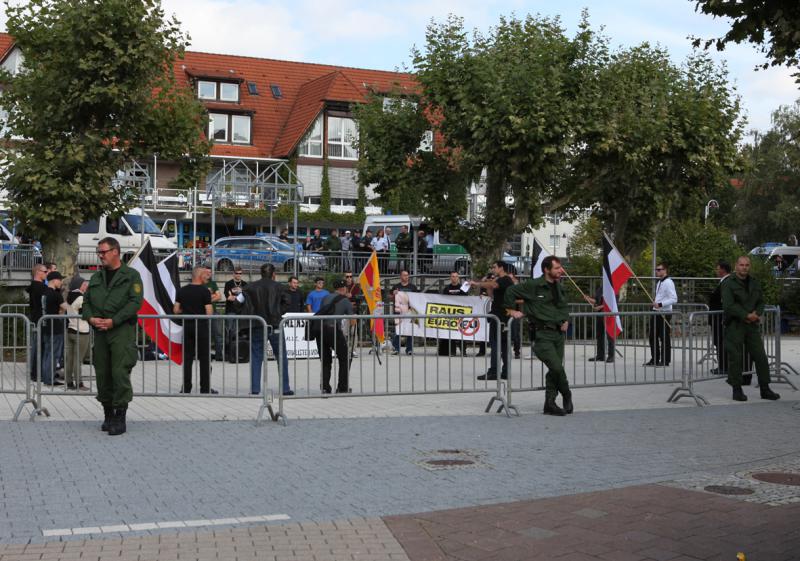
[208,112,251,144]
[197,80,240,103]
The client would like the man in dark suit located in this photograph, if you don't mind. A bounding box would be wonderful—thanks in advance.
[709,260,730,376]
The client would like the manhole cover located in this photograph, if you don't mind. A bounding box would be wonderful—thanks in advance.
[424,459,475,467]
[751,472,800,486]
[704,485,755,496]
[437,449,464,454]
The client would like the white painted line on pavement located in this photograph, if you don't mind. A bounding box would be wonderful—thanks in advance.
[42,513,291,537]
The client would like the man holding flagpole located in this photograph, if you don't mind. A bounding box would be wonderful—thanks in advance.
[505,255,572,416]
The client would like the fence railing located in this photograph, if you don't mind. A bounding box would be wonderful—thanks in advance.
[29,314,280,422]
[1,306,795,424]
[0,245,42,273]
[268,312,506,425]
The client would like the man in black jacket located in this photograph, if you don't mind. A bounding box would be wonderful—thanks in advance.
[26,264,48,381]
[237,264,293,396]
[709,260,731,376]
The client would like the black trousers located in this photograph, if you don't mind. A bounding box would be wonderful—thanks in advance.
[711,316,726,372]
[183,325,211,393]
[648,314,671,365]
[595,316,615,359]
[318,327,349,392]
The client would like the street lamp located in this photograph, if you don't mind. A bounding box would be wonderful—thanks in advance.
[704,199,719,224]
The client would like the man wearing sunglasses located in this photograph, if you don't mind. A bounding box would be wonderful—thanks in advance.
[82,237,143,435]
[645,262,677,367]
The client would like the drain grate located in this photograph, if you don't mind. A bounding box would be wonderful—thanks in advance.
[751,472,800,486]
[414,449,489,472]
[704,485,755,496]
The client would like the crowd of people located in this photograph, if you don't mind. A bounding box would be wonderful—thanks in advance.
[25,235,783,434]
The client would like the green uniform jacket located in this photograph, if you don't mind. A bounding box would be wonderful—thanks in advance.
[82,264,144,327]
[720,274,765,324]
[395,232,413,252]
[324,236,342,252]
[504,277,569,327]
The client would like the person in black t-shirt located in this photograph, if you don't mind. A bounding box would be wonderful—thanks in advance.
[223,267,248,339]
[285,276,305,313]
[470,261,513,380]
[27,264,48,381]
[440,271,467,356]
[175,267,214,394]
[41,271,68,385]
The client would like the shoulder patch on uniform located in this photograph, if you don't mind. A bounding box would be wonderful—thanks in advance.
[133,283,142,294]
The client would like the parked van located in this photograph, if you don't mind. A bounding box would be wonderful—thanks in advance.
[78,209,177,265]
[362,214,471,274]
[767,246,800,276]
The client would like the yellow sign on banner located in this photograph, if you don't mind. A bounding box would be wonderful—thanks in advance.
[424,302,473,330]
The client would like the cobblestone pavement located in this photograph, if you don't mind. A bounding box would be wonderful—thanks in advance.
[1,400,799,554]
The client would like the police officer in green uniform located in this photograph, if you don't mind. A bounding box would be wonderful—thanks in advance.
[721,255,780,402]
[82,236,143,435]
[504,255,572,416]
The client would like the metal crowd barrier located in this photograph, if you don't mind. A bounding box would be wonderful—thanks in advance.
[0,313,39,420]
[29,314,280,423]
[0,245,41,273]
[683,307,796,405]
[0,303,30,316]
[268,313,505,425]
[503,310,708,413]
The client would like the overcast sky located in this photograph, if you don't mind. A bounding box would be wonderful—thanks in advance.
[4,0,798,134]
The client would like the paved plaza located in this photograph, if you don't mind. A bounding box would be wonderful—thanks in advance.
[0,339,798,560]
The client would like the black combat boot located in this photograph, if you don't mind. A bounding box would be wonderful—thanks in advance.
[108,406,127,436]
[101,404,113,432]
[760,386,780,401]
[732,386,748,402]
[561,390,574,414]
[543,395,566,416]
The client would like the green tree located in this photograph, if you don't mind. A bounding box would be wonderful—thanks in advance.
[569,45,742,258]
[319,158,331,217]
[653,220,742,278]
[357,13,604,265]
[692,0,800,71]
[732,101,800,248]
[1,0,209,274]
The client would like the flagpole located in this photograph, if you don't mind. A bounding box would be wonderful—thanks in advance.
[531,235,589,301]
[602,232,671,329]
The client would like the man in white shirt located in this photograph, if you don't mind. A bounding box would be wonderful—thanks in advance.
[645,262,677,366]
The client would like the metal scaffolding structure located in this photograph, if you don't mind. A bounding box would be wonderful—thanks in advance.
[205,159,304,275]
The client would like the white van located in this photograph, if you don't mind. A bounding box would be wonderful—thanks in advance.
[362,214,471,274]
[767,246,800,276]
[78,209,177,265]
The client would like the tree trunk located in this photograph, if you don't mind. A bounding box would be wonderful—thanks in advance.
[41,222,81,279]
[470,168,515,273]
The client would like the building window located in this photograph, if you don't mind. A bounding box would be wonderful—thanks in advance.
[209,112,228,142]
[298,115,323,157]
[327,116,357,160]
[549,234,561,249]
[231,115,251,143]
[198,80,239,102]
[198,81,216,100]
[220,82,239,102]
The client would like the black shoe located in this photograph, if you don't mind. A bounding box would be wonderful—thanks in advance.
[476,351,486,357]
[335,387,352,394]
[514,352,521,359]
[321,387,332,394]
[67,383,77,390]
[108,407,127,436]
[543,397,566,416]
[760,386,780,401]
[200,388,219,394]
[561,391,574,414]
[605,357,615,363]
[588,357,604,362]
[477,372,498,381]
[283,390,295,396]
[643,360,655,366]
[500,372,508,380]
[101,404,112,432]
[710,367,720,375]
[732,386,748,402]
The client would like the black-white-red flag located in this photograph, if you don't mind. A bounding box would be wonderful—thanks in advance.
[602,234,633,338]
[129,239,183,364]
[531,237,551,279]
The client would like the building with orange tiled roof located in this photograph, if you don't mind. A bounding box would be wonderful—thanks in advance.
[0,34,418,245]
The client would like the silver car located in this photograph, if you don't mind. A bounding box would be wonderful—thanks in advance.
[207,236,326,273]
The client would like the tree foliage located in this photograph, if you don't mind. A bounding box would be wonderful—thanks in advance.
[653,220,742,278]
[356,12,742,264]
[569,46,742,257]
[692,0,800,70]
[0,0,209,272]
[731,101,800,248]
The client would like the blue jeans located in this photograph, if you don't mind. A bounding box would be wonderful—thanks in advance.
[392,333,412,354]
[250,326,290,394]
[41,333,64,385]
